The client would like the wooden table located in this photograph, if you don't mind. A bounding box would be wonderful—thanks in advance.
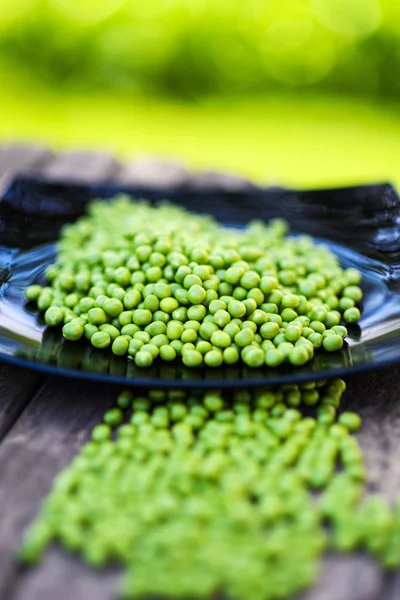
[0,144,399,600]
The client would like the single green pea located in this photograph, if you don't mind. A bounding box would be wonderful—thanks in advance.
[309,306,328,322]
[159,344,177,362]
[212,309,231,328]
[323,334,344,352]
[339,412,362,432]
[260,322,280,340]
[151,334,169,347]
[141,343,159,358]
[25,284,43,302]
[343,307,361,323]
[143,294,159,312]
[187,284,206,305]
[182,349,203,367]
[112,336,129,356]
[91,331,111,349]
[44,306,64,326]
[134,351,154,367]
[132,309,153,326]
[210,330,231,349]
[120,324,139,338]
[37,293,54,311]
[288,346,309,366]
[224,322,240,340]
[88,307,107,325]
[308,332,323,348]
[104,407,123,427]
[339,296,355,311]
[91,424,111,442]
[159,297,179,313]
[187,305,207,321]
[242,346,264,368]
[181,328,197,343]
[223,346,239,364]
[204,349,223,367]
[234,328,254,347]
[123,291,141,310]
[146,321,167,337]
[62,321,84,341]
[260,276,278,294]
[285,324,303,342]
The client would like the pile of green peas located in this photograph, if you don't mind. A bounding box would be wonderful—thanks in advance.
[25,195,363,369]
[20,380,400,600]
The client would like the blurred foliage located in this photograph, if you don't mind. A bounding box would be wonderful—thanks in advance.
[1,0,400,99]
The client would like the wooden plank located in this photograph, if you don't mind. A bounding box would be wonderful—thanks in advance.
[0,144,55,196]
[186,169,255,191]
[118,156,189,188]
[0,145,55,177]
[0,365,42,442]
[0,376,117,599]
[11,550,120,600]
[40,151,121,183]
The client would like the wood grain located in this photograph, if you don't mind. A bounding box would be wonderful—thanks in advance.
[40,151,121,183]
[0,376,117,599]
[118,156,189,188]
[0,365,42,442]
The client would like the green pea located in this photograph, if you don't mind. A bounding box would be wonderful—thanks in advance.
[343,307,361,323]
[110,336,129,356]
[265,349,284,367]
[128,339,144,356]
[212,309,230,328]
[323,334,344,352]
[339,412,362,432]
[260,322,280,340]
[25,284,43,302]
[242,346,264,368]
[121,324,140,337]
[62,321,84,341]
[204,349,223,367]
[123,291,141,310]
[141,343,159,358]
[339,297,355,311]
[223,346,239,364]
[88,307,107,325]
[84,323,98,339]
[159,297,179,313]
[133,309,153,326]
[91,331,111,349]
[187,305,207,321]
[104,407,123,426]
[44,306,64,326]
[210,330,231,349]
[234,328,254,347]
[37,293,53,311]
[288,346,309,366]
[134,351,153,367]
[260,276,278,294]
[182,349,203,367]
[181,328,198,343]
[159,344,177,361]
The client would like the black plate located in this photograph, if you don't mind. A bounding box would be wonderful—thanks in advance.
[0,177,399,388]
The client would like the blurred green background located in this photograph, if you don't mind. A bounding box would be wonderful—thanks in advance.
[1,0,400,187]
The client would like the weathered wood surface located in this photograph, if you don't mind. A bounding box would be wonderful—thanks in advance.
[0,143,398,600]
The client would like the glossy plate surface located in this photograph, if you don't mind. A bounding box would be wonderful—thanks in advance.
[0,177,399,388]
